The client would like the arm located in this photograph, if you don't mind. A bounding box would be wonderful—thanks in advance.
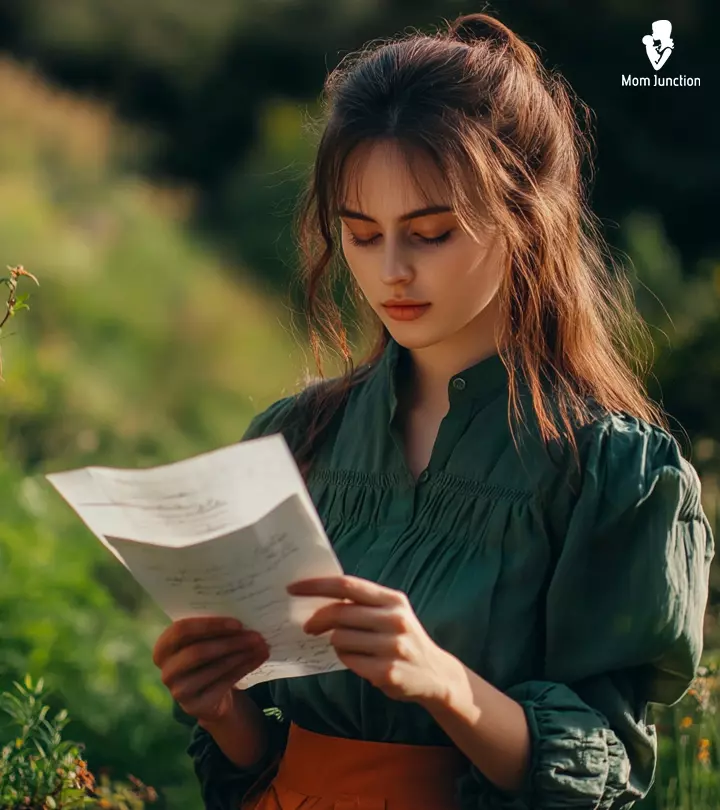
[421,661,531,794]
[644,39,662,67]
[427,415,714,809]
[175,682,290,810]
[196,688,272,769]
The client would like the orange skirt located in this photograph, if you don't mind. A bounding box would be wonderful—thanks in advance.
[240,720,469,810]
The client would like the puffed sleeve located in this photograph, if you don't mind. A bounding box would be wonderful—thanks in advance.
[456,413,714,810]
[173,395,302,809]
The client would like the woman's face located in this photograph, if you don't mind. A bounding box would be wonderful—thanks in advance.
[339,140,506,353]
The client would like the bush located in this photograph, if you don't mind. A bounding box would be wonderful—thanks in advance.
[0,674,157,809]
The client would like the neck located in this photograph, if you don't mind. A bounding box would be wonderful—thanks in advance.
[400,299,502,413]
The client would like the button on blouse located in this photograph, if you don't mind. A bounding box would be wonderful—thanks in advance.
[175,335,714,810]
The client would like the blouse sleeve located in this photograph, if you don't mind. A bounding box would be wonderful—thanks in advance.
[173,395,302,809]
[456,414,715,810]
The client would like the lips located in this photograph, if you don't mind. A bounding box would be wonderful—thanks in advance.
[382,303,432,321]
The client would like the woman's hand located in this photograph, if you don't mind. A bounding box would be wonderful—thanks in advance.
[287,575,454,706]
[152,617,270,724]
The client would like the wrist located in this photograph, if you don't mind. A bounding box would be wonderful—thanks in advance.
[196,688,272,770]
[420,649,472,717]
[197,688,241,732]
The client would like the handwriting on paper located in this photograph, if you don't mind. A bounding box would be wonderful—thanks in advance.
[45,434,349,687]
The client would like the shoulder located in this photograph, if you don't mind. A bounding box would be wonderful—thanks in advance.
[573,410,701,517]
[531,404,706,545]
[238,372,360,450]
[239,392,308,444]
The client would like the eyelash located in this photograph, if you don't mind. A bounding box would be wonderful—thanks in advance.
[346,230,453,248]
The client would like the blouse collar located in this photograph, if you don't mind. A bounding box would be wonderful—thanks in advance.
[377,333,511,426]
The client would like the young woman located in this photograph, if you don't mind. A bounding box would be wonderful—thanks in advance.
[152,11,714,810]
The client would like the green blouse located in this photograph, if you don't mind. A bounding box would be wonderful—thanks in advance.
[173,335,714,810]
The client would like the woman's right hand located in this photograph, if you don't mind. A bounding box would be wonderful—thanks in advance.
[152,616,270,725]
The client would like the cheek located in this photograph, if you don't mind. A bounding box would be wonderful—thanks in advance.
[429,238,483,281]
[437,240,504,302]
[341,241,374,293]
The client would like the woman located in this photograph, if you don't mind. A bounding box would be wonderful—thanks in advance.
[642,20,674,71]
[153,11,714,810]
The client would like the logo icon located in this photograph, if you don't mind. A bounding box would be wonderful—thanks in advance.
[642,20,674,71]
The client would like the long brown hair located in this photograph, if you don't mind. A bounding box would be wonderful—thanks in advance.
[286,10,670,482]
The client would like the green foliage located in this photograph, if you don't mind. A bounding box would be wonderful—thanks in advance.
[0,266,40,381]
[0,453,197,808]
[0,674,156,809]
[0,59,307,472]
[638,662,720,809]
[0,60,311,810]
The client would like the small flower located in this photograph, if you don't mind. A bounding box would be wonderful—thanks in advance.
[680,716,693,728]
[687,675,715,712]
[72,756,96,792]
[11,265,39,286]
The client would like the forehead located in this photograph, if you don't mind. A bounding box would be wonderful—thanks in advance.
[339,140,449,211]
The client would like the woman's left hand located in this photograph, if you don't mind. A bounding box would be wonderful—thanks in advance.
[286,574,455,706]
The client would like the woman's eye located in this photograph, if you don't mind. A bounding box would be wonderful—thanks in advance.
[347,233,381,247]
[346,230,453,248]
[418,230,454,246]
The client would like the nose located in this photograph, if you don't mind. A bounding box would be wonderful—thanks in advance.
[379,239,414,287]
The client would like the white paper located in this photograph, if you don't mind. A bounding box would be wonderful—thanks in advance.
[45,434,348,688]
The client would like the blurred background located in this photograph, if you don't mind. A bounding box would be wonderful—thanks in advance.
[0,1,718,807]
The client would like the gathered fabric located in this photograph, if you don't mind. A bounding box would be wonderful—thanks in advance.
[241,720,469,810]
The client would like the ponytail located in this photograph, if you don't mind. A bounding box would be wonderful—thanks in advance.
[446,12,541,73]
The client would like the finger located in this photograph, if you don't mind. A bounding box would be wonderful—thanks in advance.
[305,603,400,634]
[327,628,401,656]
[162,633,266,688]
[154,617,246,667]
[153,616,246,667]
[288,575,403,607]
[175,648,268,713]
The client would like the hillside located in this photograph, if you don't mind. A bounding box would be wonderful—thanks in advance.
[0,56,317,810]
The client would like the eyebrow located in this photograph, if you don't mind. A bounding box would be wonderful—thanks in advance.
[338,205,453,223]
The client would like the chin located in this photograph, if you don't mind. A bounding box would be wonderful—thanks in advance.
[385,326,444,351]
